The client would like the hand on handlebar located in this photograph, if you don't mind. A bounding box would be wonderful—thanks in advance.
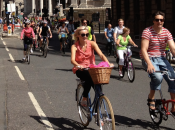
[76,65,84,70]
[109,63,114,67]
[118,44,122,47]
[147,64,155,74]
[50,36,52,38]
[134,44,138,47]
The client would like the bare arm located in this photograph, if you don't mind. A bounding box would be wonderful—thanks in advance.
[91,41,113,66]
[39,28,42,36]
[66,28,69,34]
[168,40,175,56]
[104,32,108,39]
[71,45,83,68]
[129,38,138,47]
[113,33,117,43]
[57,28,61,34]
[48,28,52,38]
[141,38,155,73]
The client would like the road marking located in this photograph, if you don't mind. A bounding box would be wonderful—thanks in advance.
[8,53,15,62]
[14,66,25,80]
[28,92,54,130]
[133,58,141,62]
[1,37,3,40]
[3,41,6,45]
[5,46,9,52]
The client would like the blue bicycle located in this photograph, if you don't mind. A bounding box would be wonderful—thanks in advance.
[75,70,115,130]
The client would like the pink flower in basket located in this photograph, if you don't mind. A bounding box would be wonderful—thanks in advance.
[89,61,110,68]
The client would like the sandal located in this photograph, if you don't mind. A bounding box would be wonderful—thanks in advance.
[147,97,156,111]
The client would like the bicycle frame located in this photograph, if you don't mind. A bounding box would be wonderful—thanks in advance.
[158,90,175,118]
[76,80,104,122]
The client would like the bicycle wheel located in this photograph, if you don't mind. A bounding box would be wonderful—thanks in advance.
[127,60,135,82]
[44,43,48,58]
[33,40,36,51]
[62,41,65,54]
[97,96,115,130]
[149,104,162,126]
[28,53,30,64]
[76,84,90,126]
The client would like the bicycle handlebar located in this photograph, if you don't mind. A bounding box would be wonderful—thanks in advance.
[76,65,114,70]
[155,70,175,81]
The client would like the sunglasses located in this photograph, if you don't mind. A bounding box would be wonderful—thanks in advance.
[81,33,89,37]
[26,23,30,25]
[154,19,164,22]
[83,22,87,24]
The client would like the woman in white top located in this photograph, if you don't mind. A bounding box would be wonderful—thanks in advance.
[113,19,125,43]
[57,22,69,52]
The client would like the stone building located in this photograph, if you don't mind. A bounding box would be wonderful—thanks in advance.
[64,0,111,31]
[111,0,175,39]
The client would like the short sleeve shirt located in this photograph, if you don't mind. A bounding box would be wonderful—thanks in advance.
[117,35,131,50]
[104,28,114,38]
[114,26,125,39]
[139,26,173,59]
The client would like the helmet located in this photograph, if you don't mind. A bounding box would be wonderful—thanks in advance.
[25,19,31,24]
[43,20,47,24]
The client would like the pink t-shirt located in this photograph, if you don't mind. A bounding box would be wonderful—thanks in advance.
[72,40,95,74]
[21,27,35,39]
[140,26,173,59]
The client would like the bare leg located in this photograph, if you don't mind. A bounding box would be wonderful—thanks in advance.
[119,65,123,71]
[148,89,156,109]
[170,92,175,112]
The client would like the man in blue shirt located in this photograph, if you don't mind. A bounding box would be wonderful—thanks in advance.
[104,23,114,56]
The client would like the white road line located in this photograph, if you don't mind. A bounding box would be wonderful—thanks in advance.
[3,41,6,45]
[8,53,15,62]
[133,58,141,62]
[14,66,25,80]
[5,46,9,52]
[28,92,54,130]
[1,37,3,40]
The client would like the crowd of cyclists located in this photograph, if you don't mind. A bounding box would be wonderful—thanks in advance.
[19,10,175,128]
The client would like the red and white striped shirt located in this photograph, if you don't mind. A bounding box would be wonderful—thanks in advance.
[140,26,173,59]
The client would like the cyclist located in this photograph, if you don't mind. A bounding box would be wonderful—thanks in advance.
[140,11,175,115]
[67,20,75,47]
[113,19,125,43]
[20,19,35,60]
[81,19,96,42]
[71,26,113,106]
[116,27,137,77]
[104,23,114,56]
[22,17,28,29]
[57,22,69,52]
[39,20,52,51]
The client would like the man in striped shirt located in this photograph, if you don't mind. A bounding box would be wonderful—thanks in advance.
[141,11,175,115]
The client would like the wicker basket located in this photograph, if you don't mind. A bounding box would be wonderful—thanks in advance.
[88,67,113,84]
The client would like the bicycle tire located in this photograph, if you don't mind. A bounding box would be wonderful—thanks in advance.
[149,104,163,126]
[28,53,30,64]
[44,43,47,58]
[33,40,36,51]
[127,60,135,82]
[97,96,115,130]
[76,84,90,126]
[62,41,65,54]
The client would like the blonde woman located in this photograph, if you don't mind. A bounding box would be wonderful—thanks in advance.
[116,27,138,77]
[71,26,113,106]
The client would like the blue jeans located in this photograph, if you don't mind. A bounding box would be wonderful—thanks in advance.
[142,57,175,93]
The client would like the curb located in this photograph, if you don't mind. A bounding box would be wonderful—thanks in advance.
[2,33,19,38]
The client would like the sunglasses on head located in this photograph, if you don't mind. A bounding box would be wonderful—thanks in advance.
[154,19,164,22]
[81,33,89,37]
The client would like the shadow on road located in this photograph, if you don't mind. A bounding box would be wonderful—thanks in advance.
[30,116,95,130]
[55,69,72,72]
[110,74,130,83]
[115,114,174,130]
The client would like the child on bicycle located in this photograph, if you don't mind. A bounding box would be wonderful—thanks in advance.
[116,27,138,77]
[71,26,113,106]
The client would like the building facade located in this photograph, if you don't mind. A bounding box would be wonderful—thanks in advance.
[64,0,111,31]
[111,0,175,39]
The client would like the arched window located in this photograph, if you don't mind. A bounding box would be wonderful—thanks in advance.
[92,13,99,22]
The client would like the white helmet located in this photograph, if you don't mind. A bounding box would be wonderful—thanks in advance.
[25,19,31,24]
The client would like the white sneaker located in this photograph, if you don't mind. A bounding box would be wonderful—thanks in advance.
[119,70,123,77]
[30,49,33,53]
[22,57,25,61]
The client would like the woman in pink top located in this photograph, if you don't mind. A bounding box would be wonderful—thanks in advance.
[71,26,113,106]
[20,19,35,61]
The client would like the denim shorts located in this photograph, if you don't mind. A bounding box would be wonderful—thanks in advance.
[142,57,175,93]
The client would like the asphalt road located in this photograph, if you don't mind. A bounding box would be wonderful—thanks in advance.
[0,30,174,130]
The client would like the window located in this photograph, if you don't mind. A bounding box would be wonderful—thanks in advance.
[92,13,99,21]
